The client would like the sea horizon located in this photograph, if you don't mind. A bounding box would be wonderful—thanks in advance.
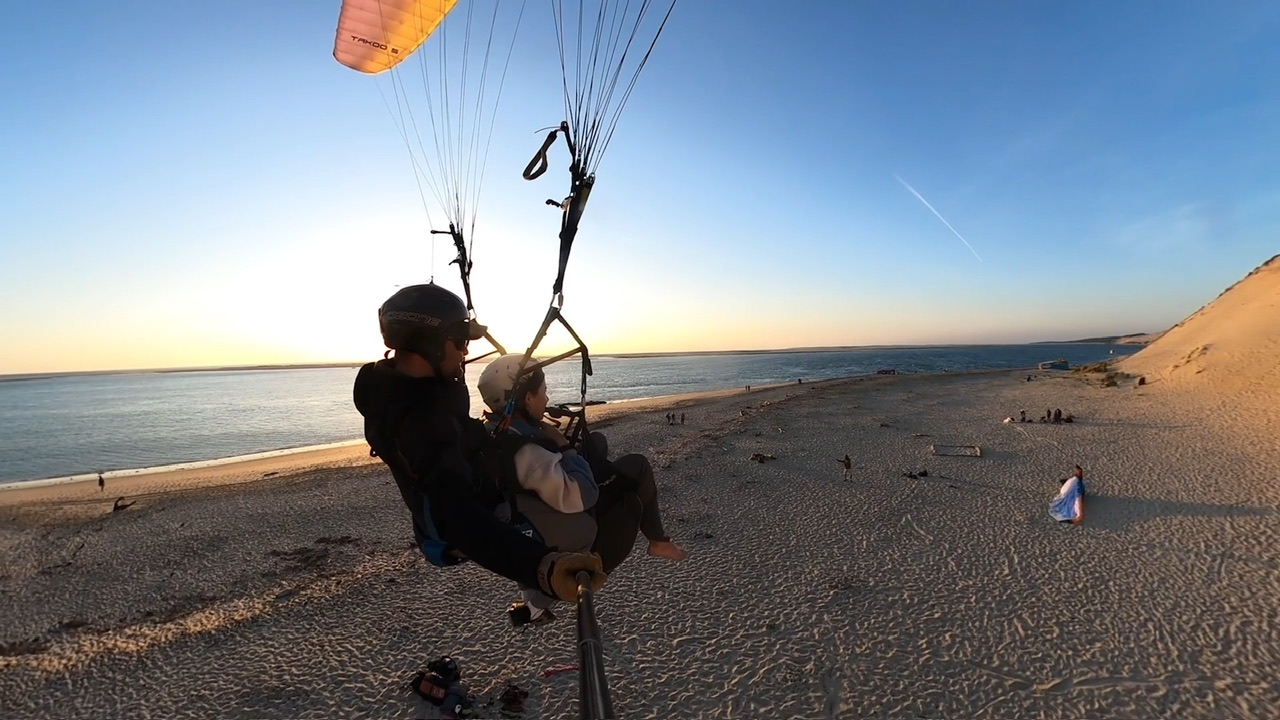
[0,336,1149,382]
[0,343,1139,486]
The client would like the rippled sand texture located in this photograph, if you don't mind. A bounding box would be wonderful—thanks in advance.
[3,363,1278,719]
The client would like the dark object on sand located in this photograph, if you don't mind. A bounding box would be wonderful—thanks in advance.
[749,452,777,463]
[500,684,530,714]
[930,444,982,458]
[111,497,136,512]
[411,656,470,718]
[507,600,556,628]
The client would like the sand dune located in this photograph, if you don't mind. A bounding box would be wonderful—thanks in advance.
[1118,254,1279,384]
[1116,254,1280,448]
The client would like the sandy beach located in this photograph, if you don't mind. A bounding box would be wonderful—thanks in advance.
[2,352,1278,719]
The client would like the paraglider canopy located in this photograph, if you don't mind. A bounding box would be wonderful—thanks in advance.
[334,0,458,74]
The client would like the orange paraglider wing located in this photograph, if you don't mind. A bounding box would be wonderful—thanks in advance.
[333,0,458,74]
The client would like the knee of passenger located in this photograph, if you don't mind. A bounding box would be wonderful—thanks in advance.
[586,431,609,461]
[628,453,654,479]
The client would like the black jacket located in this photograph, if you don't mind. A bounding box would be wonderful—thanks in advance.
[352,359,550,589]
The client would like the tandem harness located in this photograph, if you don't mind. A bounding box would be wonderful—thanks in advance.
[366,402,548,568]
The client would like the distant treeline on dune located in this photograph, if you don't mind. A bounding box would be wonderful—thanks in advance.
[1035,333,1163,345]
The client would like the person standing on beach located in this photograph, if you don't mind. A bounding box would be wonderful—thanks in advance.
[838,454,852,482]
[353,284,606,605]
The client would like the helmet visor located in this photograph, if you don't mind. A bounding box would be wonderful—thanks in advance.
[448,319,488,342]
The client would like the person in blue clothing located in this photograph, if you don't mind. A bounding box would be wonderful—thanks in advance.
[479,354,687,621]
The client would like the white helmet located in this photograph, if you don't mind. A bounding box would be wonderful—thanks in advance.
[478,354,545,413]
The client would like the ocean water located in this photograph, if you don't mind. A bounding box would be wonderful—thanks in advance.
[0,344,1136,485]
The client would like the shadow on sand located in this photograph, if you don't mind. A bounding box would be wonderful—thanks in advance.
[1085,494,1278,533]
[1068,418,1197,431]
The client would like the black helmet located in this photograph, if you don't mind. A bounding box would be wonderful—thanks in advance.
[378,284,487,358]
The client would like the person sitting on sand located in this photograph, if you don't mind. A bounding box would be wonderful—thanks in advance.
[479,355,687,580]
[353,284,605,608]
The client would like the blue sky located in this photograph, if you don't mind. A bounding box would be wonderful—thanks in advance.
[2,1,1277,374]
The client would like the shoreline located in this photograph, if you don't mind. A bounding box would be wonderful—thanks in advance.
[0,377,832,505]
[0,442,379,509]
[0,369,1029,497]
[0,440,370,492]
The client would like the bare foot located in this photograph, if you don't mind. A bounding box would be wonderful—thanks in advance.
[647,540,687,562]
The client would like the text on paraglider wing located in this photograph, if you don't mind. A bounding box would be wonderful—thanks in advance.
[349,35,395,53]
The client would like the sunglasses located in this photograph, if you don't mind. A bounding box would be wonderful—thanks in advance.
[447,336,470,351]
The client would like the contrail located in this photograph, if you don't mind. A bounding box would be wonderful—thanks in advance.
[894,175,983,262]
